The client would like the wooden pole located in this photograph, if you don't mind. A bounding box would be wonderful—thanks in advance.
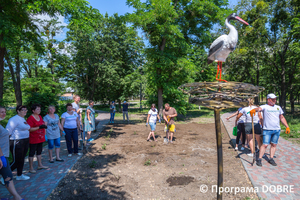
[214,108,223,200]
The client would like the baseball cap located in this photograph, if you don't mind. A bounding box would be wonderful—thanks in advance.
[112,101,114,103]
[124,101,126,103]
[267,93,277,99]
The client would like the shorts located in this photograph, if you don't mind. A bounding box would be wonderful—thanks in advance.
[29,142,43,157]
[164,124,176,133]
[262,130,280,145]
[0,157,13,187]
[244,123,261,135]
[47,137,61,149]
[149,122,156,131]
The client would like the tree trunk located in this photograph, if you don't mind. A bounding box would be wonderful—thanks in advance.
[157,37,166,116]
[140,82,142,110]
[0,42,5,102]
[15,53,22,105]
[290,91,294,114]
[5,51,22,105]
[158,88,163,116]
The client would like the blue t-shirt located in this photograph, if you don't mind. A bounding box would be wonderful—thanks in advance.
[122,104,128,111]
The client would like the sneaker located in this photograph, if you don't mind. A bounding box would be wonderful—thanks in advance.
[256,158,262,167]
[112,121,114,123]
[256,149,259,153]
[88,138,94,142]
[77,153,82,156]
[247,153,253,157]
[241,147,245,150]
[268,158,277,166]
[68,154,72,157]
[234,147,238,151]
[16,174,30,181]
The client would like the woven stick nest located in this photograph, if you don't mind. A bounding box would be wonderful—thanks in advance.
[178,82,265,109]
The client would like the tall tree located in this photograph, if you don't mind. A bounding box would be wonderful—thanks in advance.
[0,0,89,103]
[126,0,229,115]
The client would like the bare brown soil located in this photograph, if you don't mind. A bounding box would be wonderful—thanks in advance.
[48,123,258,200]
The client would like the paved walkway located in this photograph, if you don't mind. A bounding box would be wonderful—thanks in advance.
[0,112,110,200]
[222,112,300,200]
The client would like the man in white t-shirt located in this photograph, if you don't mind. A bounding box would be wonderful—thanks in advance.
[250,93,290,167]
[72,95,82,149]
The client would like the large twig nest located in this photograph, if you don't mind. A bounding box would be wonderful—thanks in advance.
[179,82,264,109]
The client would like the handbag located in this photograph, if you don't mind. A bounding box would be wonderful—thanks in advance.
[232,126,237,136]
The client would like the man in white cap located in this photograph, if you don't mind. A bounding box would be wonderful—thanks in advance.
[250,93,290,167]
[122,101,129,123]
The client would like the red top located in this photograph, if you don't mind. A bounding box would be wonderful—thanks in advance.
[27,115,46,144]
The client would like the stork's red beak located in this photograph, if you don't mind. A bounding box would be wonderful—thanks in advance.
[236,16,249,25]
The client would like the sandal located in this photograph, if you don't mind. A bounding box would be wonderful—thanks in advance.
[49,160,54,163]
[37,166,49,170]
[29,169,36,173]
[56,159,64,162]
[147,139,152,142]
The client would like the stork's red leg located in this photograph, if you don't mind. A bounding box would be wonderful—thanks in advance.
[216,62,220,81]
[217,62,227,82]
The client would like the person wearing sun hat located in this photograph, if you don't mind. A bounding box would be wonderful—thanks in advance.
[250,93,290,167]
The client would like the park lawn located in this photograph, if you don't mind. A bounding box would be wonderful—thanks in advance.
[280,113,300,143]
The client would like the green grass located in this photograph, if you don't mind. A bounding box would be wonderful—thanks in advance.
[280,113,300,141]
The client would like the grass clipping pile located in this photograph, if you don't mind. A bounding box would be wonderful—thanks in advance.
[49,123,257,200]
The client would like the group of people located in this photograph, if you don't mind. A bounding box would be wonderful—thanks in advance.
[0,95,96,199]
[227,93,290,167]
[146,103,177,144]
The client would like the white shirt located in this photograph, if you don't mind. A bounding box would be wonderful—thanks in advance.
[237,107,245,123]
[61,112,79,129]
[241,106,260,123]
[72,102,81,121]
[6,115,30,140]
[148,109,158,123]
[260,104,284,130]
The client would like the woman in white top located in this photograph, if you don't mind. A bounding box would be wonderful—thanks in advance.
[226,107,246,151]
[61,103,82,157]
[146,104,161,142]
[236,98,262,157]
[6,105,31,181]
[0,106,23,199]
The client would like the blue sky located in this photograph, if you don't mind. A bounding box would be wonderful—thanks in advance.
[87,0,239,16]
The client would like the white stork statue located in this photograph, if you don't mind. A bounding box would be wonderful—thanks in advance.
[207,13,249,82]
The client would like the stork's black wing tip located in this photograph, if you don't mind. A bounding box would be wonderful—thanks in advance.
[207,59,213,65]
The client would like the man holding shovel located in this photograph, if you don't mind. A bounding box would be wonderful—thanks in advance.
[163,103,177,144]
[250,93,290,167]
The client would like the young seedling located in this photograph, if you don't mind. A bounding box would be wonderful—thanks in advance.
[102,143,107,150]
[144,159,151,166]
[89,160,97,168]
[133,131,137,135]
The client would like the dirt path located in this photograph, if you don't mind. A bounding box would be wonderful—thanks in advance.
[49,122,257,200]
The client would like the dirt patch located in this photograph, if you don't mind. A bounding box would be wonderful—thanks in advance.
[49,123,257,200]
[166,176,194,186]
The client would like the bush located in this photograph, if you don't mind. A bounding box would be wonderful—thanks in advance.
[25,92,60,117]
